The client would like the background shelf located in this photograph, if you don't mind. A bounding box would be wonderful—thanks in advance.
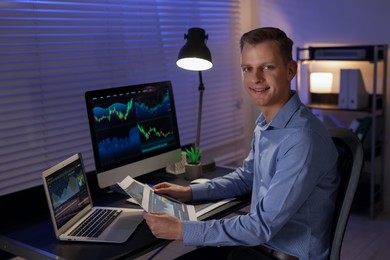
[297,44,387,218]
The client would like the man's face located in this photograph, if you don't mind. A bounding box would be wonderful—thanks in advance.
[240,41,296,117]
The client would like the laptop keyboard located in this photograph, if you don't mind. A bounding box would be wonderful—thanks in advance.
[70,208,122,237]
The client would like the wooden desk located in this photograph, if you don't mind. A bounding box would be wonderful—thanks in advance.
[0,166,250,260]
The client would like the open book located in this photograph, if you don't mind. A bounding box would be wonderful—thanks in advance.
[115,176,197,221]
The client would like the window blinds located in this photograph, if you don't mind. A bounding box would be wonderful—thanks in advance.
[0,0,245,196]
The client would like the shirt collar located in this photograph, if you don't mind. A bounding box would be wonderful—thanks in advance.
[255,90,302,130]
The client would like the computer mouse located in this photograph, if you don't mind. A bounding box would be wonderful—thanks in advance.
[190,178,210,184]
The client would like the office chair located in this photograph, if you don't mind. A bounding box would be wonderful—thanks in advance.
[328,127,364,260]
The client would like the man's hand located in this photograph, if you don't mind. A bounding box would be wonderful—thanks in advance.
[153,182,193,202]
[143,211,183,240]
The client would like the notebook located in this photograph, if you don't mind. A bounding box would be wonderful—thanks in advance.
[41,153,144,243]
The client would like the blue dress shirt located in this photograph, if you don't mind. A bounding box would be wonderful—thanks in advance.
[183,91,340,260]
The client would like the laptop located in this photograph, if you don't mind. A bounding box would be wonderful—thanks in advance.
[42,153,144,243]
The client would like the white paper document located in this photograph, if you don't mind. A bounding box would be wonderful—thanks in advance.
[116,176,197,221]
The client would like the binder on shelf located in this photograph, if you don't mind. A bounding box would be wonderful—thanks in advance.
[338,69,369,109]
[338,70,349,109]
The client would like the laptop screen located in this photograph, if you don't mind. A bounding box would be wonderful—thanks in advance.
[44,156,90,230]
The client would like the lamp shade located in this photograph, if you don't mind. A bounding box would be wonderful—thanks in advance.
[177,28,213,71]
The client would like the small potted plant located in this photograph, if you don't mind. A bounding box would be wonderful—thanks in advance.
[184,146,202,181]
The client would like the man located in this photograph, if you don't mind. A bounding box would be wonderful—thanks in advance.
[143,27,340,260]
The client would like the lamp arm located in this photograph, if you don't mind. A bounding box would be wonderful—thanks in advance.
[196,71,205,147]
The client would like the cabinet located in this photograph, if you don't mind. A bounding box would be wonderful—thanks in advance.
[296,45,388,218]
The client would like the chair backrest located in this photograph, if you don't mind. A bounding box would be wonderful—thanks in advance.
[328,127,364,260]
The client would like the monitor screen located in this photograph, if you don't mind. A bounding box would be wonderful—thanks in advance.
[85,81,181,189]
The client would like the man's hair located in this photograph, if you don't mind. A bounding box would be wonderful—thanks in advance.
[239,27,293,65]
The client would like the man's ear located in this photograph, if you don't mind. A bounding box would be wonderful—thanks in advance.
[287,60,297,80]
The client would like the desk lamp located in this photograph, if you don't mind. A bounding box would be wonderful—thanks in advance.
[177,27,213,148]
[177,27,215,171]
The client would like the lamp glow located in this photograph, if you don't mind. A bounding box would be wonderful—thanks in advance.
[310,72,333,93]
[176,58,212,71]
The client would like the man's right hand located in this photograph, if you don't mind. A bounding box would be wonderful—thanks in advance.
[152,182,192,202]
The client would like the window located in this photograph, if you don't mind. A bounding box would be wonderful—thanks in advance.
[0,0,244,196]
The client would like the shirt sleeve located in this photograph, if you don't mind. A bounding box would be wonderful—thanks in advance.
[190,147,255,202]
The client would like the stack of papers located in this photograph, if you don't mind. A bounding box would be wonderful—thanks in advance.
[115,176,235,221]
[115,176,197,221]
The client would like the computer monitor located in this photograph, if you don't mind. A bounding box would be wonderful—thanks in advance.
[85,80,181,189]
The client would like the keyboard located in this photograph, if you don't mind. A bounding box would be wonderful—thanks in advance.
[70,208,122,237]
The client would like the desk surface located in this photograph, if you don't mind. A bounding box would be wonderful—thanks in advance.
[0,166,250,260]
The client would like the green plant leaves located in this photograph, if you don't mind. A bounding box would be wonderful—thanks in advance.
[185,146,202,164]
